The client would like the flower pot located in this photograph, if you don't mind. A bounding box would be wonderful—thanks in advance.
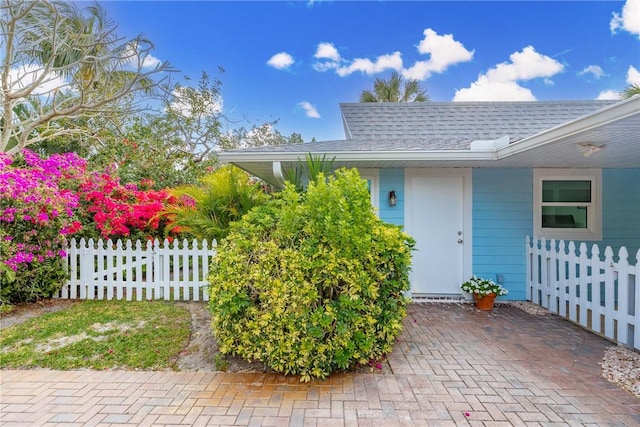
[473,292,496,311]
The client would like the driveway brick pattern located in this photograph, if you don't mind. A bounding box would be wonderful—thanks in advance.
[1,303,639,426]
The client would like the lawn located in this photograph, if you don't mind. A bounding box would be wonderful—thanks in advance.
[0,300,191,370]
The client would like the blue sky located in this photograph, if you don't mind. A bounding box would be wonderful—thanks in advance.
[102,0,640,143]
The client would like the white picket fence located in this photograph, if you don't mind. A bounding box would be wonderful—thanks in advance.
[57,238,217,301]
[526,236,640,350]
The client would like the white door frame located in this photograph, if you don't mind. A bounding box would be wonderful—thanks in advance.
[405,168,473,296]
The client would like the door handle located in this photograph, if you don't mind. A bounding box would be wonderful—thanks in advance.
[457,239,463,244]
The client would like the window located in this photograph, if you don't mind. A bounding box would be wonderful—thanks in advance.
[533,169,601,241]
[359,169,379,211]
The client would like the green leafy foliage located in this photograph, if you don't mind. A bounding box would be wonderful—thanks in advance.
[161,165,268,241]
[282,153,335,192]
[208,169,414,381]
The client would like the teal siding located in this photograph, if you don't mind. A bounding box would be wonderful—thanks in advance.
[375,167,637,301]
[378,169,404,226]
[601,168,640,257]
[472,169,533,301]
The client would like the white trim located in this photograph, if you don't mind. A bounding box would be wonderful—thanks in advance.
[358,168,380,210]
[498,97,639,159]
[219,97,639,167]
[405,168,473,296]
[533,169,602,241]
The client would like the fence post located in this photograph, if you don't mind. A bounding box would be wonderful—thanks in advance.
[604,246,616,339]
[106,239,114,300]
[525,236,532,301]
[634,249,640,350]
[532,238,540,304]
[558,240,567,317]
[591,245,602,334]
[65,238,78,299]
[152,239,160,300]
[95,239,105,300]
[549,239,558,314]
[617,247,630,347]
[578,243,589,328]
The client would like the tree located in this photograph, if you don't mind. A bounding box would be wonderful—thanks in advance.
[1,1,172,154]
[621,83,640,99]
[220,121,303,150]
[359,71,429,103]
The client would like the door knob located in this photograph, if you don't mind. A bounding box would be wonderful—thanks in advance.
[457,239,463,244]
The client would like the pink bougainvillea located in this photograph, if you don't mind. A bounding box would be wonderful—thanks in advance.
[0,149,175,303]
[78,172,174,240]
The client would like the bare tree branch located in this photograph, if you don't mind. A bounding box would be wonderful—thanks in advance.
[1,0,174,154]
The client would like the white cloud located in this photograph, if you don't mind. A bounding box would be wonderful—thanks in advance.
[313,42,342,71]
[141,54,161,69]
[267,52,294,70]
[403,29,474,80]
[597,90,621,100]
[8,64,69,95]
[627,65,640,84]
[299,101,320,118]
[610,0,640,38]
[579,65,606,79]
[336,52,403,77]
[453,46,564,101]
[455,77,536,102]
[313,29,472,80]
[314,42,341,61]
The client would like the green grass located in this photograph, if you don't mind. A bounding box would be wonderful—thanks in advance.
[0,300,191,370]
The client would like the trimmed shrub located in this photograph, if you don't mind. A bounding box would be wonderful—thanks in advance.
[208,169,414,381]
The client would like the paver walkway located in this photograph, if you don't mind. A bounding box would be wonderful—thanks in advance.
[1,303,639,426]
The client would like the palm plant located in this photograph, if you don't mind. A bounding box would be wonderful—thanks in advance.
[282,153,335,191]
[359,71,429,102]
[621,83,640,99]
[161,165,267,241]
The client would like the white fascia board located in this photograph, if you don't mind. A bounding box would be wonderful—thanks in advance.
[496,96,640,160]
[219,149,497,164]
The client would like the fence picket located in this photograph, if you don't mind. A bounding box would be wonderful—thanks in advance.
[591,245,602,334]
[578,243,589,328]
[617,247,630,346]
[526,236,638,350]
[604,246,616,339]
[558,240,567,317]
[634,249,640,349]
[59,238,216,303]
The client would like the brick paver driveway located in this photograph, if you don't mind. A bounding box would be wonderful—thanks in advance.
[1,303,639,426]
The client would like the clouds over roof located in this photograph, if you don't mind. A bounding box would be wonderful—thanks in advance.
[610,0,640,38]
[309,28,473,79]
[579,65,606,79]
[403,29,475,80]
[453,46,564,101]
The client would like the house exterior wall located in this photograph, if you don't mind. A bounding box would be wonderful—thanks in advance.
[374,167,639,302]
[378,169,404,226]
[601,168,640,257]
[471,169,532,301]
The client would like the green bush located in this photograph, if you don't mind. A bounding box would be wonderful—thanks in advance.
[208,169,414,381]
[162,165,268,241]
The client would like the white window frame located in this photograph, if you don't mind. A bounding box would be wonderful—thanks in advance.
[533,168,602,241]
[358,168,379,211]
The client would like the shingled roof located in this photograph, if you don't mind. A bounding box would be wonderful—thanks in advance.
[340,100,618,149]
[226,100,617,153]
